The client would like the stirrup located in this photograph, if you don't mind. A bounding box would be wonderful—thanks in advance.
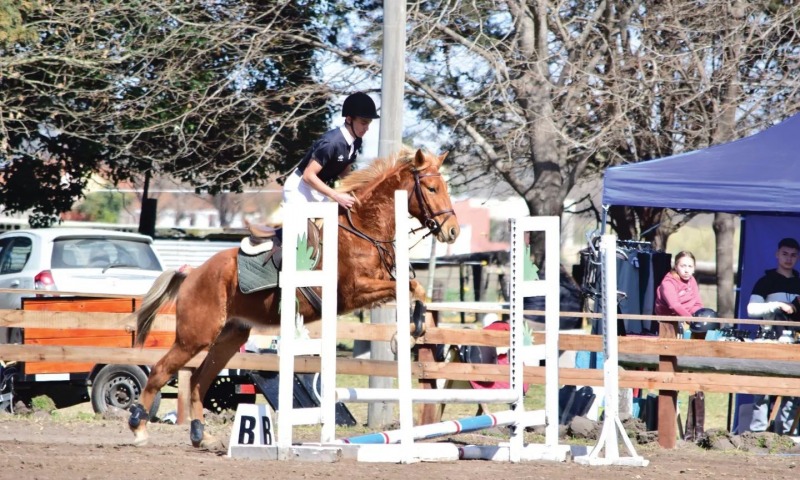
[411,300,426,338]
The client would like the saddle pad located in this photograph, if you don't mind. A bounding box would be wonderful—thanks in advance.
[237,249,280,294]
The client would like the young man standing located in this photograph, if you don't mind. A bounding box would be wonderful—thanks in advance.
[747,237,800,434]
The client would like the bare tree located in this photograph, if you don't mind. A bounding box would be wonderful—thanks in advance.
[605,0,800,315]
[310,1,800,298]
[0,1,330,224]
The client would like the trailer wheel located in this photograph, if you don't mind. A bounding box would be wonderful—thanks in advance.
[91,365,160,420]
[204,376,254,413]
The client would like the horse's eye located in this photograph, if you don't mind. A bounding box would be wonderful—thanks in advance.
[427,185,436,193]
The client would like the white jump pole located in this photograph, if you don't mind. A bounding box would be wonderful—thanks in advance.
[342,410,545,445]
[277,202,339,449]
[505,216,571,462]
[393,190,415,462]
[335,388,518,403]
[574,234,648,467]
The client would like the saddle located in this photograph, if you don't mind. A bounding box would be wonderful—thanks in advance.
[239,222,283,257]
[238,220,323,311]
[248,223,282,240]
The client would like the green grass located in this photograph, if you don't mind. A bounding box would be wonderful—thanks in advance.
[328,381,731,437]
[30,395,56,413]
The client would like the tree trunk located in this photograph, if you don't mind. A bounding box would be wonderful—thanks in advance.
[711,4,744,318]
[713,213,735,317]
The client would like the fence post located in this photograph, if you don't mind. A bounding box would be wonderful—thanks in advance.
[177,368,192,425]
[658,322,678,448]
[368,307,395,427]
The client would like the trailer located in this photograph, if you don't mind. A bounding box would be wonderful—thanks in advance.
[1,297,258,419]
[1,296,356,425]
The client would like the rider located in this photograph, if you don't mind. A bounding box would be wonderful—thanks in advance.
[282,92,380,210]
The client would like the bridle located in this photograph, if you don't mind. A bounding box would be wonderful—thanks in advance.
[408,169,455,239]
[337,167,455,279]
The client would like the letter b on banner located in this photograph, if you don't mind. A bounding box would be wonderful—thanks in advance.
[227,403,273,457]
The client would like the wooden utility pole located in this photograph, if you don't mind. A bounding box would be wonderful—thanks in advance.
[368,0,407,428]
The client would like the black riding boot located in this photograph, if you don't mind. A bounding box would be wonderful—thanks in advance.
[684,394,696,442]
[693,391,706,440]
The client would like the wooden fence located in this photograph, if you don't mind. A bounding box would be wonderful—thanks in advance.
[1,304,800,449]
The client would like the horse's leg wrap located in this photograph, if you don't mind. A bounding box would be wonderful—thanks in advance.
[190,419,205,445]
[128,403,148,429]
[411,300,427,338]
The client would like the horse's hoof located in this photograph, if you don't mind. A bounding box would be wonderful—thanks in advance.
[411,300,426,338]
[199,435,225,452]
[132,430,149,447]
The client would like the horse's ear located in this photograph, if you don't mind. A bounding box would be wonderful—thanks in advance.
[414,149,428,169]
[438,151,449,166]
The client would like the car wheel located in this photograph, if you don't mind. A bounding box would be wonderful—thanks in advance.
[91,365,160,420]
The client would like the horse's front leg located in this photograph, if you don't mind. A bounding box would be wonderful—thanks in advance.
[409,279,426,302]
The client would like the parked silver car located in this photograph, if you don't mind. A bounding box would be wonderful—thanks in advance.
[0,228,165,317]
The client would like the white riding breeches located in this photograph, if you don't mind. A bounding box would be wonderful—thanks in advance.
[282,170,329,203]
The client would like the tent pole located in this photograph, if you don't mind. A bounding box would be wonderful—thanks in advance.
[600,204,609,235]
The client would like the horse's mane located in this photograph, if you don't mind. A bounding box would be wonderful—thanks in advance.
[336,145,417,194]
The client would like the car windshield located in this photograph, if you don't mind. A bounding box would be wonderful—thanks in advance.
[51,237,161,271]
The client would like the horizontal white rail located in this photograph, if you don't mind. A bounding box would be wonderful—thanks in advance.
[335,387,518,404]
[278,339,322,357]
[520,280,547,298]
[289,407,321,425]
[281,270,327,288]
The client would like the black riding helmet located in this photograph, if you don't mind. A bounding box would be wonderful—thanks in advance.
[342,92,380,119]
[690,307,720,333]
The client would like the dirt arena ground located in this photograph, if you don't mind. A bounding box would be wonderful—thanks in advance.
[1,411,799,480]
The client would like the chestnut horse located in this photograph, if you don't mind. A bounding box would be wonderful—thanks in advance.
[128,146,460,448]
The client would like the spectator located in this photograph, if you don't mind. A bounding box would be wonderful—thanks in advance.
[654,250,706,440]
[654,251,703,336]
[523,264,585,369]
[747,237,800,435]
[523,264,584,331]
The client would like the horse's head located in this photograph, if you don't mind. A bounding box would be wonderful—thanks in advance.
[407,149,460,244]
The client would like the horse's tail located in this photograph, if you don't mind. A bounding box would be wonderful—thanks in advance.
[133,269,188,347]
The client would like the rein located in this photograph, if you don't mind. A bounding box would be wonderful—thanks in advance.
[339,209,400,280]
[337,167,453,280]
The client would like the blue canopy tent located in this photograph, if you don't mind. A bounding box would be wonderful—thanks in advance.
[601,112,800,434]
[602,113,800,214]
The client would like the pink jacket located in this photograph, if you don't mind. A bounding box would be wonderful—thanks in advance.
[654,272,702,317]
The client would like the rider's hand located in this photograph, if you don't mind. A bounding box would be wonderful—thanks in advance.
[779,302,796,315]
[331,192,355,209]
